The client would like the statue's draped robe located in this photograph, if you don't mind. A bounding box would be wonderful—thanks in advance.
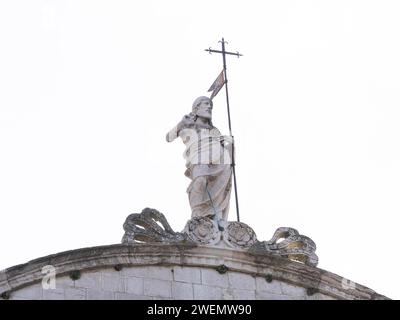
[167,115,232,220]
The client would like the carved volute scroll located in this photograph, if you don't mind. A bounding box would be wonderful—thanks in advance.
[122,209,318,267]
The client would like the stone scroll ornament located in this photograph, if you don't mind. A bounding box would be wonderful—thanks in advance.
[121,208,186,244]
[122,208,318,267]
[183,217,220,246]
[248,227,319,267]
[222,221,258,249]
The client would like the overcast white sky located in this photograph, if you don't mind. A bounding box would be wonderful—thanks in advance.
[1,0,399,299]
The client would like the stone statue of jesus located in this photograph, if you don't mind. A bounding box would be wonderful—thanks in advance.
[166,96,233,229]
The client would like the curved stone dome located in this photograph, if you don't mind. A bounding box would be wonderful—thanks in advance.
[0,243,387,300]
[0,209,389,300]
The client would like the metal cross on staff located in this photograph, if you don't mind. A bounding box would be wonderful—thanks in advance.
[205,38,243,222]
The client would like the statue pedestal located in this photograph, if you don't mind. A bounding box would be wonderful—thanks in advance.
[122,208,318,267]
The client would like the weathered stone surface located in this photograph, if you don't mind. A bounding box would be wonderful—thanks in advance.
[223,287,256,300]
[74,272,101,289]
[121,209,319,268]
[102,274,124,292]
[0,269,11,294]
[43,288,65,300]
[11,283,43,300]
[232,288,256,300]
[249,227,318,267]
[9,296,29,300]
[256,291,297,300]
[87,289,113,300]
[173,266,201,284]
[114,292,149,300]
[122,208,187,245]
[223,222,257,249]
[281,282,306,297]
[221,288,234,299]
[201,269,229,288]
[172,282,193,300]
[126,276,144,295]
[255,277,282,294]
[53,276,73,289]
[123,266,173,281]
[184,217,221,245]
[193,284,222,300]
[144,279,171,298]
[0,243,389,300]
[306,292,336,300]
[65,287,87,300]
[228,272,255,290]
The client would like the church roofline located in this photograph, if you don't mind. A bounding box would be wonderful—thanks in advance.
[0,243,388,300]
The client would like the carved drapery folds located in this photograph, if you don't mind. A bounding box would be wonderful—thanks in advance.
[122,208,318,267]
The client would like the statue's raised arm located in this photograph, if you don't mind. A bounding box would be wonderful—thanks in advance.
[166,114,195,143]
[165,121,181,143]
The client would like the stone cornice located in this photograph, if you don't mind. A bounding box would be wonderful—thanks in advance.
[0,243,388,300]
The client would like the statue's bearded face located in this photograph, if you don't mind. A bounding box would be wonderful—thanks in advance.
[195,99,213,119]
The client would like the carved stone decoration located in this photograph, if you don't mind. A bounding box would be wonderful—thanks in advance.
[183,217,220,246]
[222,221,257,249]
[249,227,319,267]
[121,208,318,267]
[121,208,187,244]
